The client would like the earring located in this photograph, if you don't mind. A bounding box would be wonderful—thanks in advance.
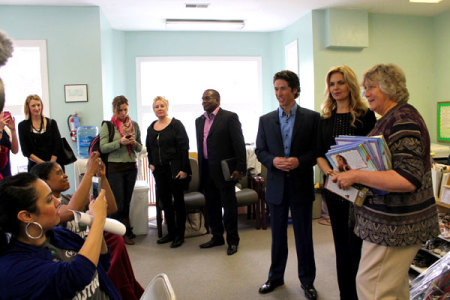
[25,222,43,240]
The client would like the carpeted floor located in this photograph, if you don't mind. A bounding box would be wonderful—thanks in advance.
[127,214,339,300]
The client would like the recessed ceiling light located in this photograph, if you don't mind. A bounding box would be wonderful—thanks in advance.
[166,19,245,31]
[185,3,210,8]
[410,0,442,3]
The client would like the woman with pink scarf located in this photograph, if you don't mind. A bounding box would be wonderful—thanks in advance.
[100,95,142,245]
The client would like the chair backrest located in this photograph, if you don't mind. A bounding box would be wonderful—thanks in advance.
[140,273,176,300]
[187,157,200,193]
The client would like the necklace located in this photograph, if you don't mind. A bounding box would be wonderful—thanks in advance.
[32,116,44,133]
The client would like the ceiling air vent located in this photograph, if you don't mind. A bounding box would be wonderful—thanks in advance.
[185,3,210,8]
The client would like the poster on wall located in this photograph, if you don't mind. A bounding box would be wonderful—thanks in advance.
[438,102,450,143]
[65,84,88,103]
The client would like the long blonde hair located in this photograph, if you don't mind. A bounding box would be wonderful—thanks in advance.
[24,94,44,120]
[321,66,369,126]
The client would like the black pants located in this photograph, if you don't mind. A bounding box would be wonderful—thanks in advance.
[202,160,239,246]
[267,175,316,287]
[153,165,186,238]
[324,190,362,300]
[107,168,137,220]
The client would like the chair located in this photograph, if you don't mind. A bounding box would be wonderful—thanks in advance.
[183,158,206,211]
[155,158,206,237]
[236,172,262,229]
[140,273,176,300]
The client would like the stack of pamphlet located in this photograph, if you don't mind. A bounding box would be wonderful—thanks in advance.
[324,135,391,206]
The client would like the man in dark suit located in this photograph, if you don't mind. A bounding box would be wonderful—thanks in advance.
[256,71,319,300]
[195,89,246,256]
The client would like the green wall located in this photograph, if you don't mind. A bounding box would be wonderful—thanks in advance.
[312,10,436,137]
[271,12,315,111]
[0,5,105,193]
[122,31,274,119]
[100,12,126,118]
[433,10,450,143]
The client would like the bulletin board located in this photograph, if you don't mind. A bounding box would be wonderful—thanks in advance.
[438,102,450,143]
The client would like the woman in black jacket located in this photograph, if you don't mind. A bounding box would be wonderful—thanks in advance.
[316,66,376,300]
[18,94,62,171]
[146,96,191,248]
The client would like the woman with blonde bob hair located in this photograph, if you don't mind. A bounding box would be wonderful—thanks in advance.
[146,96,190,248]
[316,65,376,300]
[18,94,63,171]
[332,64,440,300]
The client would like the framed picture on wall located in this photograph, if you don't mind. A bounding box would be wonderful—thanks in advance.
[437,101,450,143]
[64,84,88,103]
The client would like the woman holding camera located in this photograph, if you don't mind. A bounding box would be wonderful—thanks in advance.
[100,95,142,245]
[0,110,18,177]
[0,173,120,299]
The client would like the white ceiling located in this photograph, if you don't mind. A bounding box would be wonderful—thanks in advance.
[0,0,449,32]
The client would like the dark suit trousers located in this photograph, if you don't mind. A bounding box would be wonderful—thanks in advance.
[268,175,316,286]
[202,160,239,245]
[324,190,361,300]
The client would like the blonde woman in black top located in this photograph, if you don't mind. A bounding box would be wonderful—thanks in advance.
[316,66,376,300]
[18,95,62,171]
[146,96,190,248]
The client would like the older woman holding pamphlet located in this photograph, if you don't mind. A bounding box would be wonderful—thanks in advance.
[316,65,376,300]
[332,63,440,300]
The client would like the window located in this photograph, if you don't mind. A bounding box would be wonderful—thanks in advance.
[0,40,49,173]
[285,40,299,74]
[136,57,263,150]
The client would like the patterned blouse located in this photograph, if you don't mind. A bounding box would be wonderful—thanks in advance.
[354,103,440,247]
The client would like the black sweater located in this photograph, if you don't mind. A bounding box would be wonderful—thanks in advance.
[146,118,191,174]
[18,117,61,162]
[316,109,376,159]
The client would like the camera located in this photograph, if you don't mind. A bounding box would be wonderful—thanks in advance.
[2,111,11,123]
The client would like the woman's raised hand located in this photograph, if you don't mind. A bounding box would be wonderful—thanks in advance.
[89,189,107,224]
[86,152,101,177]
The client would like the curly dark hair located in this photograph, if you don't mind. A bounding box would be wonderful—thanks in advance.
[30,162,57,181]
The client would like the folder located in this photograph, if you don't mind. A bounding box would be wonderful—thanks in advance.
[221,158,237,181]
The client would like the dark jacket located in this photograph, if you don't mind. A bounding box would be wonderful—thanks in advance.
[146,118,191,175]
[0,227,120,300]
[256,106,320,204]
[18,117,61,168]
[195,108,246,187]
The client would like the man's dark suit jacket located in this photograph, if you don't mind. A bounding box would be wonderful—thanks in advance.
[256,105,320,204]
[195,108,246,186]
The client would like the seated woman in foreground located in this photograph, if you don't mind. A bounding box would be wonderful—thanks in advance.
[0,173,120,299]
[30,157,144,300]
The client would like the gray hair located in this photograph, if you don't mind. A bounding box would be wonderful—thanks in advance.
[0,31,13,68]
[362,64,409,104]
